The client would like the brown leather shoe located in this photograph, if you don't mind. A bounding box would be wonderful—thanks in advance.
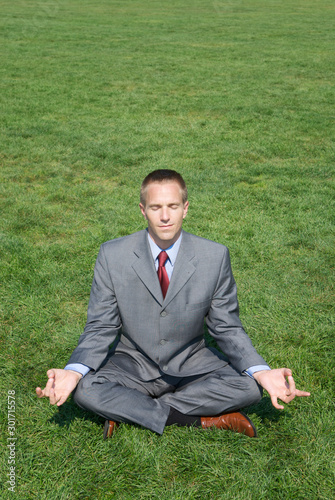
[103,420,118,439]
[201,411,257,437]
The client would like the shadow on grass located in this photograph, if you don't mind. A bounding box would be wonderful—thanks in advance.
[246,396,289,425]
[49,398,104,428]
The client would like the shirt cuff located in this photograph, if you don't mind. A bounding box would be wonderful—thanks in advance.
[244,365,271,379]
[64,363,91,377]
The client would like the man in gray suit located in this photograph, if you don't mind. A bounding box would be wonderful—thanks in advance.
[36,169,310,438]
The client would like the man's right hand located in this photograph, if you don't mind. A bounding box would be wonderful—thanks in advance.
[36,369,82,406]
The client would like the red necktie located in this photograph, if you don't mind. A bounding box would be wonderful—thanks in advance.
[157,251,169,298]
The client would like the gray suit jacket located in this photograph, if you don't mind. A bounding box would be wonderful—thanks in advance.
[68,230,267,380]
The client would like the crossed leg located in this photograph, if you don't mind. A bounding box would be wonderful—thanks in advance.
[73,361,262,435]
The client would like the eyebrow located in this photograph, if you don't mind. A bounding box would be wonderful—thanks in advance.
[148,202,181,208]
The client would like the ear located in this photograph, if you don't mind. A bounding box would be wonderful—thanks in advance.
[183,201,189,219]
[139,203,147,219]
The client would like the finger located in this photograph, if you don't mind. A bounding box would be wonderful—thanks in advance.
[46,375,55,386]
[287,375,296,394]
[36,387,44,398]
[47,369,56,378]
[282,367,292,378]
[283,393,296,404]
[271,395,284,410]
[295,390,311,397]
[280,390,310,405]
[49,388,58,405]
[41,376,55,398]
[56,394,68,407]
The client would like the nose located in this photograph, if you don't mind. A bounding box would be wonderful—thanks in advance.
[160,208,170,222]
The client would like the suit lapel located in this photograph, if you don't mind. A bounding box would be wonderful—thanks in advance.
[163,231,196,307]
[131,230,197,307]
[131,231,164,305]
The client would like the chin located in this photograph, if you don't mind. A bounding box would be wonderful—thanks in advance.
[161,232,175,239]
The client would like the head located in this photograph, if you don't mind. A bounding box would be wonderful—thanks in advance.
[140,169,188,206]
[139,169,189,249]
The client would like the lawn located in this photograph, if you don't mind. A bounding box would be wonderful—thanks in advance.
[0,0,334,498]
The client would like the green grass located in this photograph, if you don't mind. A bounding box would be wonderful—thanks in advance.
[1,0,334,498]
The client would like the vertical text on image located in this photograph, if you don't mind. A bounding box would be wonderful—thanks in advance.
[7,390,16,493]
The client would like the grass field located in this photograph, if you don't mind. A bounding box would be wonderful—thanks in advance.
[1,0,334,498]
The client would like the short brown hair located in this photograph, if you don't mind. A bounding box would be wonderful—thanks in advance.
[140,169,188,206]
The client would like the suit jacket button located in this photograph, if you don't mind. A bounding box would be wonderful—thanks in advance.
[160,339,166,345]
[160,311,167,317]
[162,365,168,371]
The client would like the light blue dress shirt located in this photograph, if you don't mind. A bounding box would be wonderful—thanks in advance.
[65,232,270,378]
[147,230,182,280]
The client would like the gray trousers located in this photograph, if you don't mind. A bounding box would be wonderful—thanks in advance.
[73,361,263,435]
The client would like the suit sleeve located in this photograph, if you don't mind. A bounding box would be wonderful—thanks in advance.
[206,246,268,373]
[67,245,122,371]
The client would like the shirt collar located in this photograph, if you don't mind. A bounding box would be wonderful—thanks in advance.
[147,231,182,267]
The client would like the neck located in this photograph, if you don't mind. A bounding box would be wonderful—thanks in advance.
[148,230,181,250]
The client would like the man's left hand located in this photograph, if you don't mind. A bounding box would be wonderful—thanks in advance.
[253,368,310,409]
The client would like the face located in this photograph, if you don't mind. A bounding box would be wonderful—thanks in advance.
[140,181,189,249]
